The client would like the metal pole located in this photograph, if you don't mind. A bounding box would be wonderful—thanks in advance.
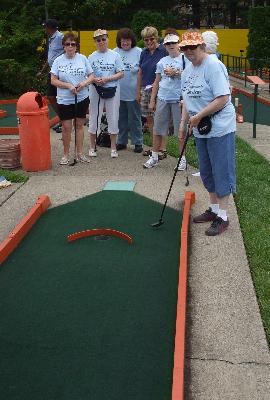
[244,57,247,87]
[253,84,258,139]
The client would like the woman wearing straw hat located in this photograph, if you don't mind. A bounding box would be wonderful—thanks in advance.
[179,30,236,236]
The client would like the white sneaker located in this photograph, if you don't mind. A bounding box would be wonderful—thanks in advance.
[143,156,158,169]
[76,154,90,163]
[176,156,187,171]
[111,149,118,158]
[89,148,97,157]
[59,155,69,165]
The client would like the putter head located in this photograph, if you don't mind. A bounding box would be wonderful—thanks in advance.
[151,219,164,228]
[185,177,189,186]
[69,159,77,166]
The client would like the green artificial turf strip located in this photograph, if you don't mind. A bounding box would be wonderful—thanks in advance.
[0,191,182,399]
[0,168,28,183]
[145,131,270,344]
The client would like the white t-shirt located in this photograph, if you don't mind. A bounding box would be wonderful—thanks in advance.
[113,47,142,101]
[155,54,189,103]
[51,53,93,105]
[181,55,236,138]
[88,49,124,88]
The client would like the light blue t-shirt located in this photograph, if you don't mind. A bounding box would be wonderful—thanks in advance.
[181,55,236,138]
[113,47,142,101]
[156,54,189,103]
[51,53,93,105]
[88,49,124,88]
[48,30,64,67]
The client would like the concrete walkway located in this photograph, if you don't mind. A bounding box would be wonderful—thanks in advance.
[0,116,270,398]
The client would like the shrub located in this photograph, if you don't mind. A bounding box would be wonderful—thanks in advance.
[0,59,46,96]
[247,7,270,68]
[131,10,164,40]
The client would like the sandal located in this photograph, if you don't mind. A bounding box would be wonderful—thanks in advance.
[158,150,167,160]
[59,155,69,165]
[143,149,152,156]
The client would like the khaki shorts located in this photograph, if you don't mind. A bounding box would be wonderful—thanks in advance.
[140,88,154,118]
[153,99,181,136]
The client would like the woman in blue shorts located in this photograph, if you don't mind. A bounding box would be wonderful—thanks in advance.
[179,30,236,236]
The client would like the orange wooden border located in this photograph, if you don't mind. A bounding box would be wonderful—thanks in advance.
[0,99,18,105]
[67,228,133,244]
[0,195,51,265]
[172,191,196,400]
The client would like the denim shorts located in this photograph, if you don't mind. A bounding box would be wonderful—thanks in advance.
[195,132,236,198]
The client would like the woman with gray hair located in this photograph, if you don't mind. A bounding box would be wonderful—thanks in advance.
[136,26,168,157]
[202,30,219,56]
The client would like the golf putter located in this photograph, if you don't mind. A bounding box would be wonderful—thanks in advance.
[185,148,189,187]
[151,129,190,228]
[70,93,78,166]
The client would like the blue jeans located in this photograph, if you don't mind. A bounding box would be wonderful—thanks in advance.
[118,100,142,145]
[195,132,236,198]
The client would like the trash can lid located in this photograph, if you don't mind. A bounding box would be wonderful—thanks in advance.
[17,92,48,113]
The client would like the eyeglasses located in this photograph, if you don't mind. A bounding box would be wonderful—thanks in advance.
[165,42,178,46]
[181,45,199,51]
[144,37,155,43]
[64,42,76,47]
[95,37,107,42]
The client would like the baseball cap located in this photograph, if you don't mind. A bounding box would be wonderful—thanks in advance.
[163,34,179,44]
[179,31,204,47]
[93,29,108,38]
[43,19,58,29]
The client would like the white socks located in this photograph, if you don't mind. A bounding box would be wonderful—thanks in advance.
[210,203,219,214]
[210,204,228,221]
[152,151,159,160]
[218,209,228,221]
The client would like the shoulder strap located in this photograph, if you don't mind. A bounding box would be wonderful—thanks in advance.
[182,54,185,70]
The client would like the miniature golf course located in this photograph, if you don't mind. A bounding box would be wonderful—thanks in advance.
[0,190,184,399]
[232,91,270,125]
[0,99,58,134]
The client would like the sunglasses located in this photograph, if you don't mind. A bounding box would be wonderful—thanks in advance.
[144,37,155,43]
[181,45,199,51]
[165,42,178,46]
[64,42,76,47]
[95,37,107,42]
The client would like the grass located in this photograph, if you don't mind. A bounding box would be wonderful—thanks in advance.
[0,168,28,183]
[144,132,270,344]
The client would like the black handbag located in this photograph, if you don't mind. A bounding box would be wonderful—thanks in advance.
[197,104,228,135]
[93,83,116,99]
[197,116,212,135]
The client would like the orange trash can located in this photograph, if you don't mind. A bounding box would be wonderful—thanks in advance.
[17,92,52,171]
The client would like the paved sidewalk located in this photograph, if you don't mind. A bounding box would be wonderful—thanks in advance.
[0,121,270,398]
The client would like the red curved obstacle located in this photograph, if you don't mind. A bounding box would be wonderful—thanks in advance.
[67,228,133,245]
[0,110,7,119]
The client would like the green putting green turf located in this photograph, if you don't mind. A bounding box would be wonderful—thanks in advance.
[0,102,56,128]
[0,191,182,400]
